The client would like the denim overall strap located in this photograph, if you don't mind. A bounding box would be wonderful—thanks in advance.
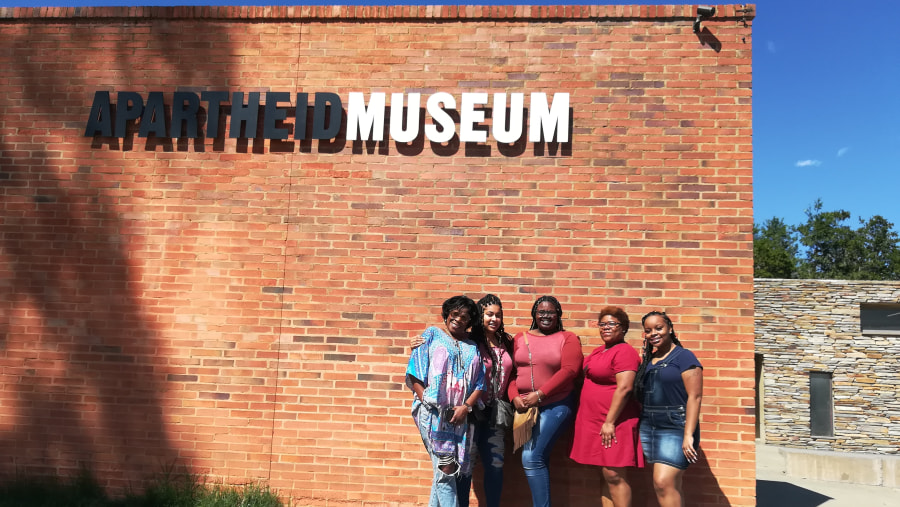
[655,345,683,369]
[642,346,684,408]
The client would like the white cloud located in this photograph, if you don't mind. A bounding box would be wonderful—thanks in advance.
[795,160,822,167]
[767,41,777,53]
[837,147,850,157]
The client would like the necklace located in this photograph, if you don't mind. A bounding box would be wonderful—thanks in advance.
[444,326,465,372]
[483,332,504,399]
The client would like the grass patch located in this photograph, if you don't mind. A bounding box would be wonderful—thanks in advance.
[0,469,283,507]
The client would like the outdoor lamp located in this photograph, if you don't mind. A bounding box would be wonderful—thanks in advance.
[693,5,716,33]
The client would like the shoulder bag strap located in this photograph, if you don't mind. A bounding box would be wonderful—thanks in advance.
[523,333,536,393]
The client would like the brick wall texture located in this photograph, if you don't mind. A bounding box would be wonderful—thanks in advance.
[755,278,900,454]
[0,5,756,506]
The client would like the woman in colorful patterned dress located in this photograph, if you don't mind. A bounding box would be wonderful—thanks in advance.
[411,294,515,507]
[406,295,486,507]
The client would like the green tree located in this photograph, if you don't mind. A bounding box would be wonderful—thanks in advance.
[753,217,799,278]
[795,199,861,278]
[755,200,900,280]
[854,215,900,280]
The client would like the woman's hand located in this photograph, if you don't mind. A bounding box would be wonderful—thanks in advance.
[410,336,425,349]
[448,405,468,425]
[682,433,698,464]
[681,366,703,465]
[601,370,634,448]
[519,391,541,409]
[512,396,527,412]
[601,421,617,448]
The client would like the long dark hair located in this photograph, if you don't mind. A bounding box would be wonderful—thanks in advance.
[470,294,514,353]
[470,294,514,402]
[529,295,564,333]
[633,311,681,400]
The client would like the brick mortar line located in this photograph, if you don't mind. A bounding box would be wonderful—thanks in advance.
[0,4,756,22]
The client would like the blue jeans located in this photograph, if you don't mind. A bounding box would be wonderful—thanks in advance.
[521,395,574,507]
[474,418,506,507]
[417,409,472,507]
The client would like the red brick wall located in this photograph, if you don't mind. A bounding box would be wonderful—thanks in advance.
[0,4,756,506]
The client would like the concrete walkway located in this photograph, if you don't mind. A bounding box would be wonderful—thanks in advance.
[756,441,900,507]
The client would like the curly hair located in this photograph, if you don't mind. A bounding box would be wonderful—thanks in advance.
[597,305,630,333]
[441,295,479,324]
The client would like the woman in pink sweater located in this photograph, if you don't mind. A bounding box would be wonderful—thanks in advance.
[508,295,583,507]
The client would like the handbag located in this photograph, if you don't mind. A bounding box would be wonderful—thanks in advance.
[484,339,514,429]
[469,404,487,424]
[513,406,538,450]
[491,398,515,429]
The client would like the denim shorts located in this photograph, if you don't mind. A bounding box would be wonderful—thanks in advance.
[639,406,699,470]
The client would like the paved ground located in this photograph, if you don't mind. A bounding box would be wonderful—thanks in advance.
[756,442,900,507]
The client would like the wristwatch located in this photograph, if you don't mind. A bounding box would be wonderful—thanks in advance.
[464,402,473,413]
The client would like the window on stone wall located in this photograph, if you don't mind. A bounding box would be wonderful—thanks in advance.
[860,303,900,335]
[809,371,834,437]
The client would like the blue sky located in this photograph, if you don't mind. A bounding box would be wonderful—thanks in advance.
[3,1,899,231]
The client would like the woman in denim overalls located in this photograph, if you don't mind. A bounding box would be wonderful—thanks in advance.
[633,312,703,507]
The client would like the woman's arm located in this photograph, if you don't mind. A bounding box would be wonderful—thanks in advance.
[448,389,484,425]
[681,366,703,463]
[532,332,583,401]
[410,326,433,349]
[600,369,636,448]
[507,338,528,411]
[407,374,426,402]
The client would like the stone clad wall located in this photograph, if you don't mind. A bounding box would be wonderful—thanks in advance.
[0,5,756,506]
[755,279,900,454]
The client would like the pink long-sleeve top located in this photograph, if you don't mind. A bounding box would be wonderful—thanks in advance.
[507,330,583,406]
[479,342,515,405]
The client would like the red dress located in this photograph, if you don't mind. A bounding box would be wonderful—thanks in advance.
[569,342,644,467]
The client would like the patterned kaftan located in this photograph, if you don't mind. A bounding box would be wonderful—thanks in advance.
[406,326,485,475]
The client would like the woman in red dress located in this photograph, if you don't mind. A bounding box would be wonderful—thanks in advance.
[570,306,643,507]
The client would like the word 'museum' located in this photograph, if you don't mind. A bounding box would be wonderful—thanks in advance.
[84,91,570,143]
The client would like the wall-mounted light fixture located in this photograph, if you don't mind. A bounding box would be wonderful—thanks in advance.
[693,5,716,33]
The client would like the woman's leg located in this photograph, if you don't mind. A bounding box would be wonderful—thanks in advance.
[520,399,574,507]
[652,463,684,507]
[456,469,472,507]
[601,466,631,507]
[417,408,460,507]
[431,457,462,507]
[600,480,613,507]
[475,420,505,507]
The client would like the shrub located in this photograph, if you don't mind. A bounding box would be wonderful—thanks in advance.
[0,470,283,507]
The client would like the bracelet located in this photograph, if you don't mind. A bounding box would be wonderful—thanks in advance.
[536,391,544,403]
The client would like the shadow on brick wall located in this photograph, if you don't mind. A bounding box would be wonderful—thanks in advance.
[0,144,181,490]
[0,19,237,491]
